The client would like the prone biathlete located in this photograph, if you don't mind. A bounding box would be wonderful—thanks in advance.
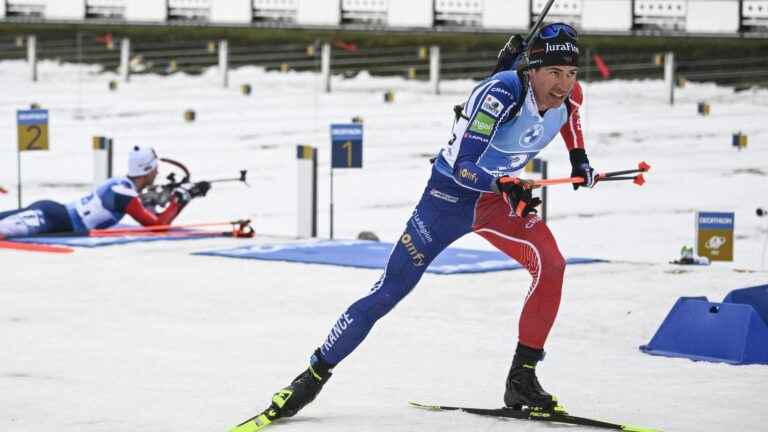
[0,146,209,238]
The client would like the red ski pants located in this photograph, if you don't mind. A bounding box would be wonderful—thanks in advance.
[473,193,566,349]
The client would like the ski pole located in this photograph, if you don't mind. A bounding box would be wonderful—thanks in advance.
[597,174,646,185]
[491,0,556,75]
[503,173,644,216]
[528,173,646,187]
[534,161,650,186]
[500,175,646,188]
[498,162,651,189]
[598,174,642,181]
[524,0,557,46]
[498,176,585,189]
[600,161,651,179]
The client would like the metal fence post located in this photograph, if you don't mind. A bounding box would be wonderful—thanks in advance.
[120,38,131,83]
[429,45,440,95]
[219,39,229,88]
[92,136,113,188]
[321,42,331,93]
[664,51,675,105]
[27,35,37,82]
[296,145,318,238]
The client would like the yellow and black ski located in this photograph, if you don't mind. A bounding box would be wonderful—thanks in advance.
[409,401,661,432]
[228,407,279,432]
[229,388,297,432]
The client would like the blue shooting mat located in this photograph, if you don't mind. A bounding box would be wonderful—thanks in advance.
[10,229,222,248]
[194,240,606,275]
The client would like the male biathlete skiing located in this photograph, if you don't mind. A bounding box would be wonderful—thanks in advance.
[233,22,598,431]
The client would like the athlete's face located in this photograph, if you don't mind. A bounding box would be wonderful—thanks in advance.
[528,66,579,110]
[144,166,158,186]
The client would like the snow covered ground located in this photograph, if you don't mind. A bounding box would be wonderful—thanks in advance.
[1,60,768,432]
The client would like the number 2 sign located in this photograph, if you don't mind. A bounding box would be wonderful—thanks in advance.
[17,109,49,151]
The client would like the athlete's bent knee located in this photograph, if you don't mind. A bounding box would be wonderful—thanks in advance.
[542,251,566,277]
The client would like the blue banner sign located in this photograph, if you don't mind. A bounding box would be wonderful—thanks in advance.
[330,124,363,168]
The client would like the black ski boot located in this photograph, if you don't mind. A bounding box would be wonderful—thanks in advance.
[271,349,334,418]
[503,343,556,411]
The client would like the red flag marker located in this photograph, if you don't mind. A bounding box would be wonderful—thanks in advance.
[593,54,611,79]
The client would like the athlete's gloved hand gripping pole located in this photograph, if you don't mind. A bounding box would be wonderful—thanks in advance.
[495,177,543,218]
[570,160,651,186]
[496,161,652,217]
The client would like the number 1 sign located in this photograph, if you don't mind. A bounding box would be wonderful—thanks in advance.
[329,123,363,239]
[331,124,363,168]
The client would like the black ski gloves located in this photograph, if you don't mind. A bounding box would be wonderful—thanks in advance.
[188,181,211,198]
[173,187,192,206]
[569,148,596,190]
[173,181,210,207]
[496,177,542,217]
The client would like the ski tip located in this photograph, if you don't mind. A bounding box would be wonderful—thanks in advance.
[638,161,651,172]
[229,411,276,432]
[228,418,269,432]
[633,174,646,186]
[622,425,661,432]
[408,401,442,411]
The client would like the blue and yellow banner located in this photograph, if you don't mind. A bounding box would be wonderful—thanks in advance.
[330,124,363,168]
[296,144,316,160]
[93,136,111,150]
[525,158,545,174]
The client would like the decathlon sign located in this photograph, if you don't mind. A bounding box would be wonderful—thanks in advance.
[696,211,734,262]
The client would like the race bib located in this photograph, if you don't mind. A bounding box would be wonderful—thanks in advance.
[75,193,115,229]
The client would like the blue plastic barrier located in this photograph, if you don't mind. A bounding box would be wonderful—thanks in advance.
[723,284,768,325]
[640,288,768,365]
